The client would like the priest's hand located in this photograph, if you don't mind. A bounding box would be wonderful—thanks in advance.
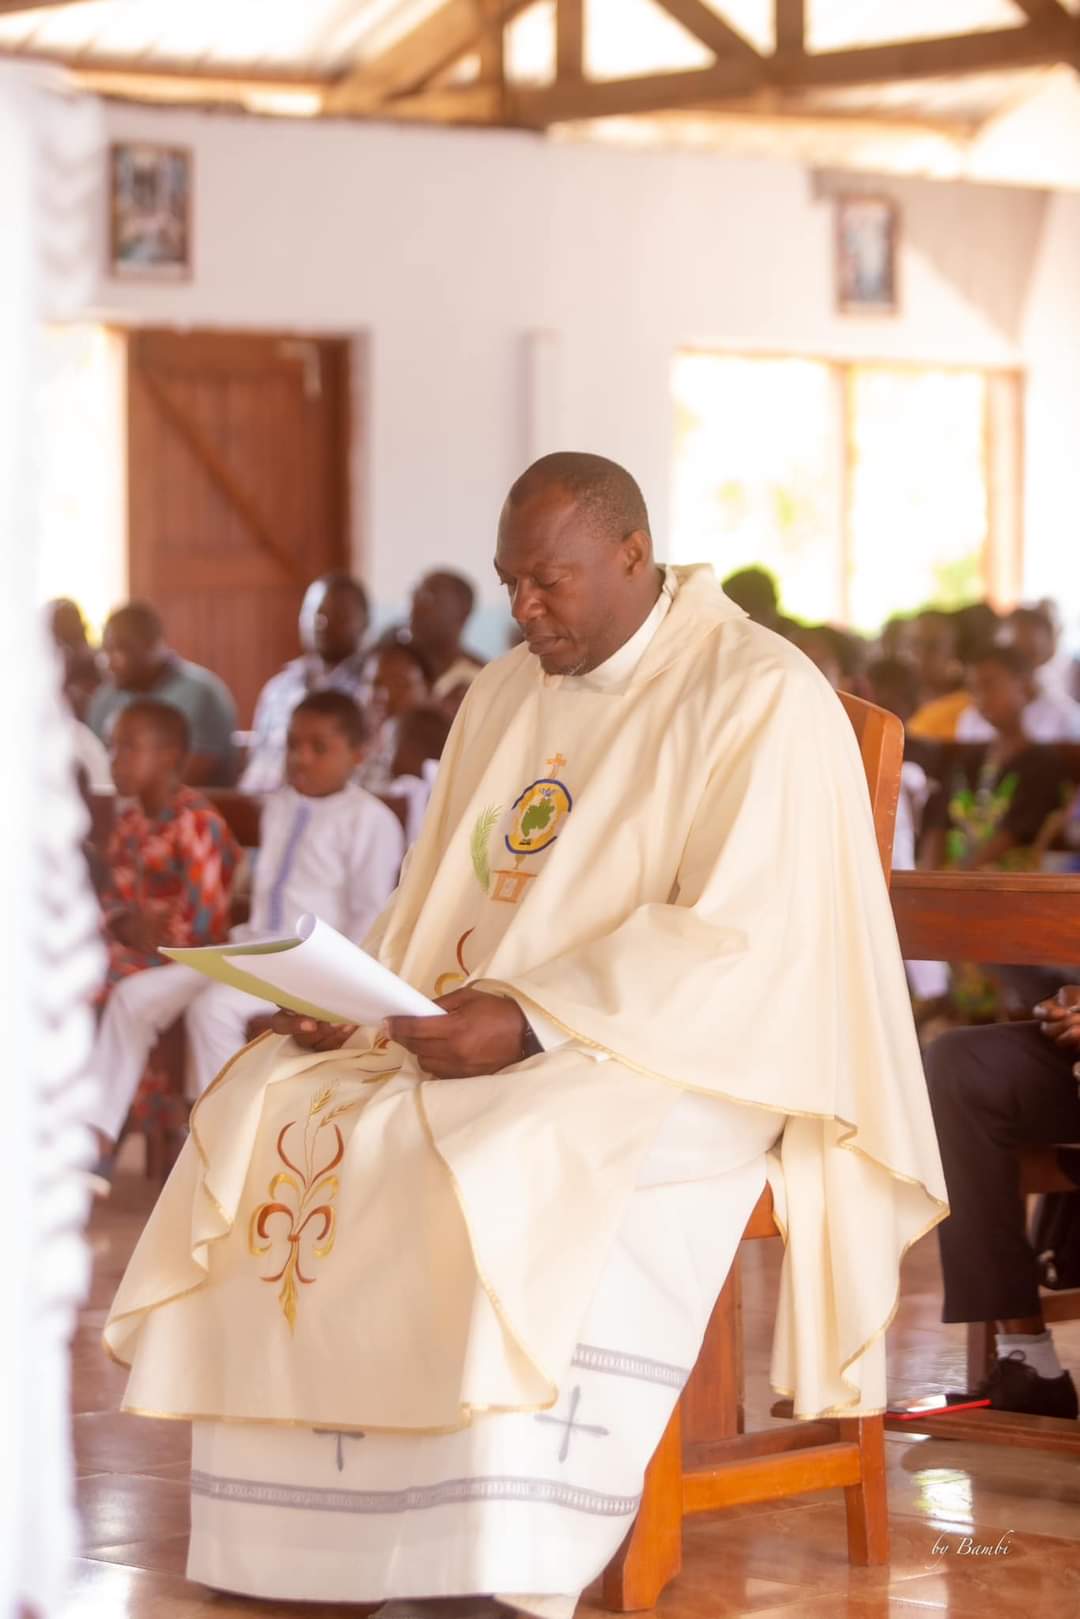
[1034,985,1080,1048]
[268,1011,359,1051]
[385,988,529,1079]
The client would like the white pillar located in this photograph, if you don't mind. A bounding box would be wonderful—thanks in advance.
[0,65,105,1619]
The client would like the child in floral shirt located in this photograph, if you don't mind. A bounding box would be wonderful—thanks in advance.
[90,699,238,1181]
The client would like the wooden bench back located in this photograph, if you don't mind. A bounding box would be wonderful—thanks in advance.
[85,784,410,852]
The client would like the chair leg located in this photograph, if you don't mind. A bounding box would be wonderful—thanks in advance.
[144,1124,165,1183]
[836,1414,889,1566]
[602,1402,683,1612]
[682,1260,742,1449]
[966,1322,995,1390]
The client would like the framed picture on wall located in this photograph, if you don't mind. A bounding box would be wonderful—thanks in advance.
[835,195,898,315]
[108,142,192,279]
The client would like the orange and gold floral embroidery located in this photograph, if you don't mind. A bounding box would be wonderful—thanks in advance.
[248,1083,362,1330]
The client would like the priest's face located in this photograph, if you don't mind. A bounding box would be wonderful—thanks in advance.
[495,487,655,676]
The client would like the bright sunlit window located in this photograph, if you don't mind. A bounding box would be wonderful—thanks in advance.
[670,349,1021,631]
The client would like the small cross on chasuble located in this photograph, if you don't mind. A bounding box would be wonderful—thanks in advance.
[482,752,574,906]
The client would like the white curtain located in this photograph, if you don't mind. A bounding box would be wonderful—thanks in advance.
[0,66,105,1619]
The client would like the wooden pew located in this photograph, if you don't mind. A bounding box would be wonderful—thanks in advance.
[889,868,1080,1454]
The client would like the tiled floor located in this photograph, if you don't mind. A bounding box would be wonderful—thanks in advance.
[66,1172,1080,1619]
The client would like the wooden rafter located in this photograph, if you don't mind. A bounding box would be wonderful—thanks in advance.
[510,15,1080,127]
[0,47,326,94]
[556,0,583,83]
[774,0,805,57]
[652,0,763,68]
[0,0,96,12]
[373,82,502,122]
[772,21,1080,88]
[324,0,484,113]
[510,60,759,126]
[475,0,506,87]
[1011,0,1074,21]
[1,0,1077,136]
[324,0,529,115]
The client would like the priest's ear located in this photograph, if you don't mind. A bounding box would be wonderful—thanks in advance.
[620,528,653,577]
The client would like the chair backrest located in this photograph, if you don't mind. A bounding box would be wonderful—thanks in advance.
[837,690,905,884]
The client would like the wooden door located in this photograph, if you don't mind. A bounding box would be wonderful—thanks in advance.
[127,329,351,724]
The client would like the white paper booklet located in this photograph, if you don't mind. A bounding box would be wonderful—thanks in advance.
[161,913,444,1027]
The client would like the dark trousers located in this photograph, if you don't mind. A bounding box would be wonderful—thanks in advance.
[924,1021,1080,1322]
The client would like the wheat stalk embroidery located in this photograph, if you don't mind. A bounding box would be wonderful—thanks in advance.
[470,804,502,893]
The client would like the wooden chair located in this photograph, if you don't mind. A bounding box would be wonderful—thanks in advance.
[603,691,903,1611]
[890,867,1080,1456]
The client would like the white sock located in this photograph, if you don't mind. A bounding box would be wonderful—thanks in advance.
[996,1330,1064,1379]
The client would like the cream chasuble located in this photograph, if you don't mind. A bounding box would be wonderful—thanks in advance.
[106,564,946,1432]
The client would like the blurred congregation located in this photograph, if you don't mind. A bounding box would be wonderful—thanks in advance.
[49,549,1080,1142]
[721,569,1080,879]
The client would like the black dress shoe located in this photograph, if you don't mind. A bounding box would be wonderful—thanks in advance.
[953,1350,1078,1418]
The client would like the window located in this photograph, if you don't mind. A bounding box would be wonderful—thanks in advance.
[670,350,1021,631]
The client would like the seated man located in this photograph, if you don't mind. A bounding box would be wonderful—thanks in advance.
[925,995,1080,1416]
[406,569,486,711]
[106,453,945,1618]
[241,572,371,794]
[89,602,238,786]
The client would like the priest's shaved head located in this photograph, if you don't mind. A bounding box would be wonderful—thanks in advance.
[496,451,662,676]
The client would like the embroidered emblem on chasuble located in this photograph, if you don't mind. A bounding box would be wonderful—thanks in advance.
[470,752,573,907]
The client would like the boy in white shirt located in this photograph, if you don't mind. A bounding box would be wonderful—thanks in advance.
[88,691,404,1163]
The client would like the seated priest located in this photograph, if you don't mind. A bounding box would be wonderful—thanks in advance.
[105,452,946,1619]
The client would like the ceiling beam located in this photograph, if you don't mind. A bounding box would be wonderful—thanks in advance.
[1010,0,1073,20]
[0,46,327,91]
[325,0,529,115]
[652,0,764,68]
[555,0,583,82]
[510,17,1080,127]
[374,83,503,123]
[774,0,805,57]
[325,0,487,113]
[509,60,759,126]
[0,0,96,12]
[475,0,505,86]
[773,21,1079,89]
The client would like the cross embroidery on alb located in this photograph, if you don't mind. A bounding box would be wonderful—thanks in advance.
[313,1429,365,1473]
[535,1385,610,1463]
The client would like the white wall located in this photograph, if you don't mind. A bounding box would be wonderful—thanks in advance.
[62,99,1077,649]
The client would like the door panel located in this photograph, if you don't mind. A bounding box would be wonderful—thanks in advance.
[128,330,351,724]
